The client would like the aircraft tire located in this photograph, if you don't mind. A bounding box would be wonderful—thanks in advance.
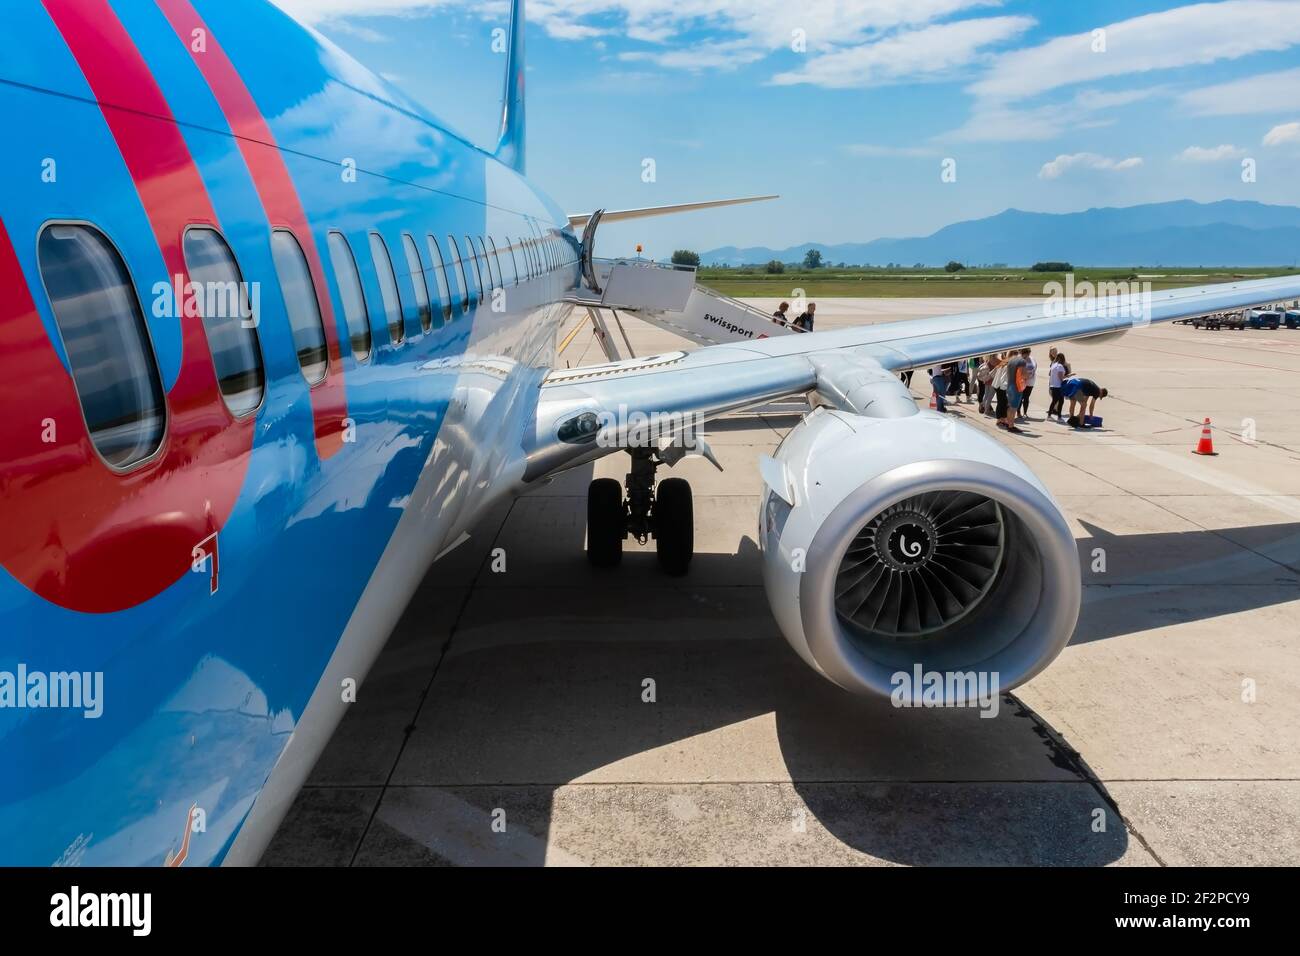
[587,478,625,567]
[654,478,694,576]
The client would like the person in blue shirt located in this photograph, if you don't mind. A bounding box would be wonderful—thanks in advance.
[1062,376,1107,425]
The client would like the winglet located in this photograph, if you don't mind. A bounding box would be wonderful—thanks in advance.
[494,0,526,174]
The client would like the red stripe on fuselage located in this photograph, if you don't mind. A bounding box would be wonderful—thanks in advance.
[0,1,257,612]
[156,0,347,459]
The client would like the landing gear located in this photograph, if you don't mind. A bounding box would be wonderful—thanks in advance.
[585,448,695,574]
[653,477,693,576]
[586,477,625,568]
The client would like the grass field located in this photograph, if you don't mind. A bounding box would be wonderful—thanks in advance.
[695,266,1294,298]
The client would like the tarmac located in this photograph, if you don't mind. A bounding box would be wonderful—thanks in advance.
[265,297,1300,866]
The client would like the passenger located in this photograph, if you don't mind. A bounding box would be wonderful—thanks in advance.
[942,361,963,403]
[1002,350,1026,433]
[946,361,969,403]
[1017,347,1036,421]
[966,355,979,401]
[772,301,790,326]
[1063,376,1108,426]
[1047,351,1067,421]
[976,355,994,415]
[792,302,816,332]
[992,353,1010,424]
[930,366,950,413]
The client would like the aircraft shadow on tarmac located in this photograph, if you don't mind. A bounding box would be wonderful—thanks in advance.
[263,463,1300,867]
[1072,518,1300,645]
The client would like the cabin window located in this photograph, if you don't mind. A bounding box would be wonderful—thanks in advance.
[270,230,329,384]
[527,225,542,272]
[496,237,517,287]
[520,238,534,279]
[37,223,166,469]
[485,236,504,291]
[529,235,542,276]
[369,233,405,346]
[512,238,527,282]
[464,235,484,303]
[448,235,472,311]
[513,238,526,285]
[536,224,552,271]
[426,235,452,323]
[469,235,487,294]
[401,233,433,333]
[474,236,496,293]
[183,227,265,417]
[326,232,371,362]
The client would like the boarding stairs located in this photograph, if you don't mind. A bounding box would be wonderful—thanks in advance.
[563,257,800,362]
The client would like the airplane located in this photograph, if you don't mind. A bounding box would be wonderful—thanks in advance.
[2,0,1298,868]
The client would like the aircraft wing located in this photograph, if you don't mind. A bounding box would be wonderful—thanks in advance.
[523,273,1300,480]
[567,195,779,229]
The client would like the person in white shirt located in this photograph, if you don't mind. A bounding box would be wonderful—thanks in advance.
[1047,352,1068,420]
[975,355,993,413]
[992,354,1010,424]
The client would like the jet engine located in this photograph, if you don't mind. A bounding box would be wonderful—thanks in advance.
[759,407,1080,704]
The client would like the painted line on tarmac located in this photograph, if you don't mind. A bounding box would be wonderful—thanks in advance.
[375,788,589,866]
[1096,438,1300,521]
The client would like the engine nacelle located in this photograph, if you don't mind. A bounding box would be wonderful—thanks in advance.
[759,407,1080,704]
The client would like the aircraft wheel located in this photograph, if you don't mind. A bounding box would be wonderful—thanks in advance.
[587,478,625,567]
[654,478,694,576]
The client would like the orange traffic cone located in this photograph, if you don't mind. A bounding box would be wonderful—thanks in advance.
[1192,418,1217,456]
[928,391,937,409]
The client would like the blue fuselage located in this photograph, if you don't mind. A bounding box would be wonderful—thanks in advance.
[0,0,577,865]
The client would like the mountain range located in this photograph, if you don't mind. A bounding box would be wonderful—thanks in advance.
[701,200,1300,268]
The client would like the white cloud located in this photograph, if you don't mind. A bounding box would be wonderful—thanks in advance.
[1180,67,1300,116]
[946,0,1300,143]
[271,0,452,22]
[619,38,765,72]
[271,0,1005,51]
[948,86,1161,143]
[1038,153,1143,180]
[949,2,1300,143]
[1176,144,1246,162]
[1073,87,1168,111]
[844,144,941,157]
[1263,121,1300,146]
[971,1,1300,104]
[770,16,1033,89]
[326,20,392,41]
[272,0,1300,158]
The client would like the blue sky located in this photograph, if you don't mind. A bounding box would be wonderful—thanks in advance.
[271,0,1300,258]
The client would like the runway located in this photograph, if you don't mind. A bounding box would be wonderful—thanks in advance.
[265,297,1300,866]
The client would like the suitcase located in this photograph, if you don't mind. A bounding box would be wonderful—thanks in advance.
[1084,415,1103,428]
[1067,415,1082,428]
